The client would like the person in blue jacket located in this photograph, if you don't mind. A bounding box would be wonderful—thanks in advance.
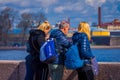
[72,22,95,80]
[49,21,72,80]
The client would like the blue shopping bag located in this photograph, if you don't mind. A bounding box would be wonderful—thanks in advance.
[40,38,58,63]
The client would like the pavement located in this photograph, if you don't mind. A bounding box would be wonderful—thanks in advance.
[0,45,120,50]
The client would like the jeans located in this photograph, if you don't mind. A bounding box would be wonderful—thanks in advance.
[49,64,64,80]
[25,55,34,80]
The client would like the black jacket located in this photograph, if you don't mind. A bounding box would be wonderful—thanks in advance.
[29,29,45,56]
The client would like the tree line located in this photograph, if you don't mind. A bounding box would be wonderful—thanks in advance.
[0,7,47,46]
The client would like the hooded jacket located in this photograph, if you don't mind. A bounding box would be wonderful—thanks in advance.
[72,32,94,60]
[50,29,71,64]
[29,29,45,56]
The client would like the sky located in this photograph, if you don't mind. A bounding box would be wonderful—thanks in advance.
[0,0,120,27]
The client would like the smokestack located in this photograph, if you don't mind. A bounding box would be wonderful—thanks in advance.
[98,7,101,27]
[68,17,70,26]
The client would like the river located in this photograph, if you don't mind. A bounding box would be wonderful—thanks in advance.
[0,48,120,62]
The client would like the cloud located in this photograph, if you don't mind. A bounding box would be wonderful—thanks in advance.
[54,6,65,13]
[54,1,85,13]
[19,8,32,14]
[0,0,119,27]
[0,0,33,8]
[0,0,58,14]
[20,1,31,7]
[0,0,18,3]
[85,0,106,8]
[0,0,58,8]
[0,6,7,10]
[44,8,49,13]
[38,0,58,7]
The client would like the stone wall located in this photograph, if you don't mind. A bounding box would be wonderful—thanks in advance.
[0,61,120,80]
[91,36,120,46]
[91,36,110,45]
[110,36,120,46]
[0,60,24,80]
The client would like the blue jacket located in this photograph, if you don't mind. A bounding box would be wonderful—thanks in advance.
[50,29,71,64]
[72,32,94,60]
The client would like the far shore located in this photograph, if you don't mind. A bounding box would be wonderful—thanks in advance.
[0,45,120,50]
[91,45,120,49]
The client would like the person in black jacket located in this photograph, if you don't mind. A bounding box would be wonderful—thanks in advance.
[25,21,52,80]
[49,21,72,80]
[72,22,95,80]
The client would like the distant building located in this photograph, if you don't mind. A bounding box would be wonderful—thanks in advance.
[99,19,120,30]
[90,7,120,46]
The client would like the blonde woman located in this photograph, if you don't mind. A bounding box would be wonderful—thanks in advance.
[72,22,95,80]
[25,21,51,80]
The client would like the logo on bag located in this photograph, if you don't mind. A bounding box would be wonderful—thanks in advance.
[40,38,58,63]
[48,45,52,56]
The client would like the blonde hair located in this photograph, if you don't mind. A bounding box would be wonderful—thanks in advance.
[78,22,91,40]
[37,21,51,31]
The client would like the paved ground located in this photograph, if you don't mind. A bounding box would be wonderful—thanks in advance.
[91,45,120,48]
[0,45,120,50]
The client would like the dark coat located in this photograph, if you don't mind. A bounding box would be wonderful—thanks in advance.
[29,29,45,56]
[25,29,48,80]
[72,32,94,59]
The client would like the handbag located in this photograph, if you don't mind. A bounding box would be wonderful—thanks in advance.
[40,38,58,63]
[65,40,84,69]
[84,57,99,76]
[80,66,95,80]
[90,57,99,76]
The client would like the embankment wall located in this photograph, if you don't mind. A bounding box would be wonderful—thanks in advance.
[0,60,120,80]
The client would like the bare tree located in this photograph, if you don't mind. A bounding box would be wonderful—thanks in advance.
[31,12,47,27]
[0,7,17,46]
[17,13,32,45]
[17,12,47,45]
[0,7,47,46]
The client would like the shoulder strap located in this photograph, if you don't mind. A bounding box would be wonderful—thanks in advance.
[75,39,81,45]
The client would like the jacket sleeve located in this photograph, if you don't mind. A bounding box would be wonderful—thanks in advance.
[58,34,72,49]
[37,35,45,48]
[78,34,94,59]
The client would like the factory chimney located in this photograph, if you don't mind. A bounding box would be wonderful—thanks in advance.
[98,7,101,27]
[67,17,70,27]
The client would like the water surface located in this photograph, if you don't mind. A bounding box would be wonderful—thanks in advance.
[0,48,120,62]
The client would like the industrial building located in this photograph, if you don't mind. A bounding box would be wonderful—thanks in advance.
[91,7,120,46]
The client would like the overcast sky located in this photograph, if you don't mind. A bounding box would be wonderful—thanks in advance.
[0,0,120,27]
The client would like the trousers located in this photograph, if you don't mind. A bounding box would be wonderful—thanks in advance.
[25,54,49,80]
[76,66,94,80]
[49,64,64,80]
